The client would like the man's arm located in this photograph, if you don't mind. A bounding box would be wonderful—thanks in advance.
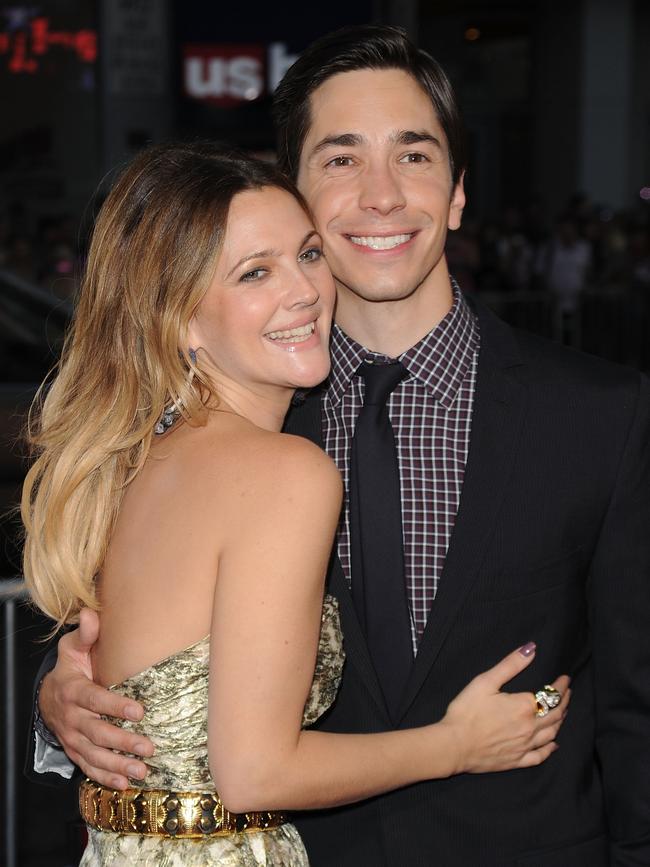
[24,644,73,787]
[27,608,154,790]
[589,372,650,865]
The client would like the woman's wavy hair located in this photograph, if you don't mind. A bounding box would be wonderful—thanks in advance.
[22,140,307,629]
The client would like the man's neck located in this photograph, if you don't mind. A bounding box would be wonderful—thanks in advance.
[334,274,455,358]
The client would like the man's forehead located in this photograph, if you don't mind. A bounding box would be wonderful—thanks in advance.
[309,67,420,104]
[304,69,438,134]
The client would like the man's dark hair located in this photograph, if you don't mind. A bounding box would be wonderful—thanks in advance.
[272,25,467,187]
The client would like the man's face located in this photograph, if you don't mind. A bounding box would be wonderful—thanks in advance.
[297,68,465,307]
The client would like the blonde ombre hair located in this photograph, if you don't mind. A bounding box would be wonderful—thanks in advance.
[22,141,309,629]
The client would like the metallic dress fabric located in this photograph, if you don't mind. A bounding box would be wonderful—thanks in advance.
[80,595,345,866]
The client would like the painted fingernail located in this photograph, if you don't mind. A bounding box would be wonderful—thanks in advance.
[127,763,145,779]
[125,704,142,721]
[518,641,536,657]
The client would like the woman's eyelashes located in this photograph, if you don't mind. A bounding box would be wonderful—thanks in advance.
[299,246,324,264]
[238,246,323,283]
[239,267,268,283]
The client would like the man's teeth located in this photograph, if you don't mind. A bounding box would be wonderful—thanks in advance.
[349,233,412,250]
[266,322,315,342]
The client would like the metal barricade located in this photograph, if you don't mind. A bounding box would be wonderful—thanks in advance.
[1,578,29,867]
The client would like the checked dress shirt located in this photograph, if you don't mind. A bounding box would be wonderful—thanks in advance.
[321,282,480,652]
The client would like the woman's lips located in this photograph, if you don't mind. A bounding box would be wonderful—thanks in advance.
[265,321,316,343]
[264,319,322,352]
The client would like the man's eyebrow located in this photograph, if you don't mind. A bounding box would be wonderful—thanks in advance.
[310,133,363,155]
[309,131,443,158]
[396,130,443,148]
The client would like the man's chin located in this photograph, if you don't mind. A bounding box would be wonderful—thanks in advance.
[335,277,422,305]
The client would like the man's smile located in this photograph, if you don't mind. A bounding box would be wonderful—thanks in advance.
[347,232,415,250]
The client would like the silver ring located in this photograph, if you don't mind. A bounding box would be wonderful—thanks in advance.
[534,685,561,717]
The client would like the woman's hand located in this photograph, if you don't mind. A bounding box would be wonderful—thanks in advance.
[439,644,571,775]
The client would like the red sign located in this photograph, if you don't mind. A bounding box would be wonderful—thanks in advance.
[0,16,97,74]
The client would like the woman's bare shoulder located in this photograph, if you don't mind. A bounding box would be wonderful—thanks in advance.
[224,426,342,503]
[153,415,341,507]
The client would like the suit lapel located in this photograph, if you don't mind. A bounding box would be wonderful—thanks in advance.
[283,389,324,445]
[328,556,389,718]
[396,305,528,721]
[284,388,390,720]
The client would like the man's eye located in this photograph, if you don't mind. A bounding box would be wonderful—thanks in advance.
[400,152,429,163]
[299,247,323,263]
[325,156,354,168]
[240,268,267,282]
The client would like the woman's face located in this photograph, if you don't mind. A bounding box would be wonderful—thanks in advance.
[188,186,335,399]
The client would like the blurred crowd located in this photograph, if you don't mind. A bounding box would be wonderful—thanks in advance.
[1,192,649,369]
[0,202,80,301]
[447,193,650,302]
[2,192,649,304]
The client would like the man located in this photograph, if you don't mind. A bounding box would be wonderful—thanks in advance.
[27,26,650,866]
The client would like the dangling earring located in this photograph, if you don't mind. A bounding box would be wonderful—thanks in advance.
[154,401,180,435]
[154,348,197,435]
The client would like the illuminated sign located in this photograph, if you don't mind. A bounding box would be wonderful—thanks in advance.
[0,12,96,74]
[183,42,297,106]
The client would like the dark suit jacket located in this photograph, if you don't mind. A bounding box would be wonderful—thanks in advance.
[27,302,650,865]
[283,301,650,867]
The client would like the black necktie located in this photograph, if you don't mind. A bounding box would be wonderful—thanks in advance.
[349,360,413,718]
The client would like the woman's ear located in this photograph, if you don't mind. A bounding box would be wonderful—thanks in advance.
[185,314,201,357]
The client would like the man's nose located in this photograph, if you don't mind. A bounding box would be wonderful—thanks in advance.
[358,163,406,215]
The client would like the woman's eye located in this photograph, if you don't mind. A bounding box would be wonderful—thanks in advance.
[240,268,267,282]
[299,247,323,263]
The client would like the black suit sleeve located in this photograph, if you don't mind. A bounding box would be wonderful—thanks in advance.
[23,644,74,787]
[589,372,650,864]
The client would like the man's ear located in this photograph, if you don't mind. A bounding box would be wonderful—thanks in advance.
[448,171,466,231]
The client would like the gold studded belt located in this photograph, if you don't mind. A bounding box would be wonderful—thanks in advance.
[79,779,288,838]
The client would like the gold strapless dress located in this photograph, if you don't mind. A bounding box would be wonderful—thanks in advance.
[80,595,344,866]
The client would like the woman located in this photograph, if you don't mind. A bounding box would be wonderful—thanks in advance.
[22,142,569,866]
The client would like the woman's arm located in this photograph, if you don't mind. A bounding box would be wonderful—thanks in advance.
[208,435,569,813]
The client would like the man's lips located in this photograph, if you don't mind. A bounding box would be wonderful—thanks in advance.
[345,232,416,251]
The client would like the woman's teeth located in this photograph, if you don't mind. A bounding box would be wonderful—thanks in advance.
[266,322,315,342]
[349,233,413,250]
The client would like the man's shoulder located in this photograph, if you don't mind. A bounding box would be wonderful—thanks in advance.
[512,325,643,393]
[476,299,644,397]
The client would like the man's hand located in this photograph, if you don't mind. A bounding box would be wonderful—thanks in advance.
[38,608,154,789]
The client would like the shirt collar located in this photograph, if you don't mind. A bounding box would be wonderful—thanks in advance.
[326,280,478,410]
